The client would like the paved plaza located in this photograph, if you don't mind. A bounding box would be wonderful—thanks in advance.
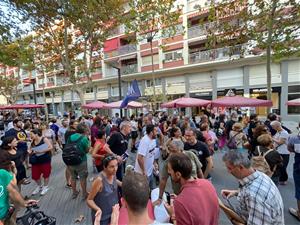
[20,148,299,225]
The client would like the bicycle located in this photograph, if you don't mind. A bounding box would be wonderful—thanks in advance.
[16,204,56,225]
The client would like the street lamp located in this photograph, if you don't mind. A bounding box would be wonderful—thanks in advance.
[107,61,123,117]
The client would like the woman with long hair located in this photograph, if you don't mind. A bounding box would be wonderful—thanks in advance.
[91,117,103,147]
[1,136,29,190]
[87,154,121,225]
[92,130,114,173]
[29,129,53,196]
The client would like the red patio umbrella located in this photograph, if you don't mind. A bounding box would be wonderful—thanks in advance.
[1,104,45,110]
[161,97,211,108]
[211,96,273,107]
[82,101,108,109]
[105,100,144,109]
[286,98,300,106]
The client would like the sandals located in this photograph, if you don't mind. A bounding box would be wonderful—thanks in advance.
[289,208,300,221]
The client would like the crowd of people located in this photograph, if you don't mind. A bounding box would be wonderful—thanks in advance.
[0,109,299,225]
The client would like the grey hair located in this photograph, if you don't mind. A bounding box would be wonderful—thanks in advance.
[120,121,131,130]
[222,150,251,168]
[270,121,281,128]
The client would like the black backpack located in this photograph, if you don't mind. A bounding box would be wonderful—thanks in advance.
[62,135,85,166]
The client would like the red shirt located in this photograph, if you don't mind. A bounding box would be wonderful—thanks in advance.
[174,179,219,225]
[94,139,107,166]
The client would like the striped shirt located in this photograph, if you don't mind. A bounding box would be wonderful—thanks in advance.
[237,171,284,225]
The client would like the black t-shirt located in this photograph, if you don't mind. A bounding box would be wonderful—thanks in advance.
[5,128,28,152]
[184,140,210,172]
[248,121,257,140]
[107,132,128,156]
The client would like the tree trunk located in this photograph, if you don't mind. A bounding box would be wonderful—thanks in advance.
[266,0,278,114]
[75,88,86,112]
[42,71,49,123]
[150,40,156,111]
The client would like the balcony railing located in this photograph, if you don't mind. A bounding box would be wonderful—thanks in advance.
[189,45,245,64]
[22,85,33,92]
[188,22,216,39]
[121,64,138,75]
[118,44,137,55]
[104,44,137,59]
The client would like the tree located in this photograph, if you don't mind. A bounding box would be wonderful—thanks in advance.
[11,0,125,107]
[199,0,300,112]
[0,36,35,103]
[124,0,183,110]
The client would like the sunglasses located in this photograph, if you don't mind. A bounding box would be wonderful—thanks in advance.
[103,155,117,164]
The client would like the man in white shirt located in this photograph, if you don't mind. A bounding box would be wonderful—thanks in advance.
[271,121,290,185]
[135,124,158,190]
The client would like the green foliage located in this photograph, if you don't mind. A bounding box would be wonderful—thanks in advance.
[10,0,125,105]
[199,0,300,103]
[125,0,183,42]
[201,0,300,59]
[0,36,35,103]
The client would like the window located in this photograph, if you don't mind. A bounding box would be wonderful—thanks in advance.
[141,54,159,66]
[47,77,54,84]
[85,88,93,93]
[38,78,44,85]
[146,78,162,87]
[163,50,183,63]
[111,86,119,96]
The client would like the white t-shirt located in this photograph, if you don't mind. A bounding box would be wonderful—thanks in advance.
[131,120,138,131]
[134,135,157,176]
[274,130,290,155]
[150,221,172,225]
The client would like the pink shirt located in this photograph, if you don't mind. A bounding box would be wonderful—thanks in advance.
[174,179,219,225]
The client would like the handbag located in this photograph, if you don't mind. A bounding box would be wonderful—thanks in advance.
[29,154,38,165]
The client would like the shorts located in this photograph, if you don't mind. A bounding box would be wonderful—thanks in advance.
[68,160,88,181]
[131,131,138,139]
[32,162,51,181]
[293,162,300,200]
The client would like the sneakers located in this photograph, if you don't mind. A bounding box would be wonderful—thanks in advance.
[32,186,49,195]
[40,186,49,195]
[32,186,42,195]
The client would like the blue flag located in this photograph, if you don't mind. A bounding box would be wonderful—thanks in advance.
[120,79,141,108]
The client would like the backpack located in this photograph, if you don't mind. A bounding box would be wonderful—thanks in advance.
[227,132,240,149]
[62,135,85,166]
[252,146,274,177]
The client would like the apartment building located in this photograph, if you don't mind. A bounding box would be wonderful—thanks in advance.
[11,0,300,120]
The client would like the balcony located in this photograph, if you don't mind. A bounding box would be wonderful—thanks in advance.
[188,22,216,39]
[121,64,138,75]
[104,44,137,59]
[189,45,245,64]
[118,44,137,55]
[22,85,33,92]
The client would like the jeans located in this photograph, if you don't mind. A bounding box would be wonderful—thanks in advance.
[279,154,290,182]
[294,158,300,200]
[147,173,156,190]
